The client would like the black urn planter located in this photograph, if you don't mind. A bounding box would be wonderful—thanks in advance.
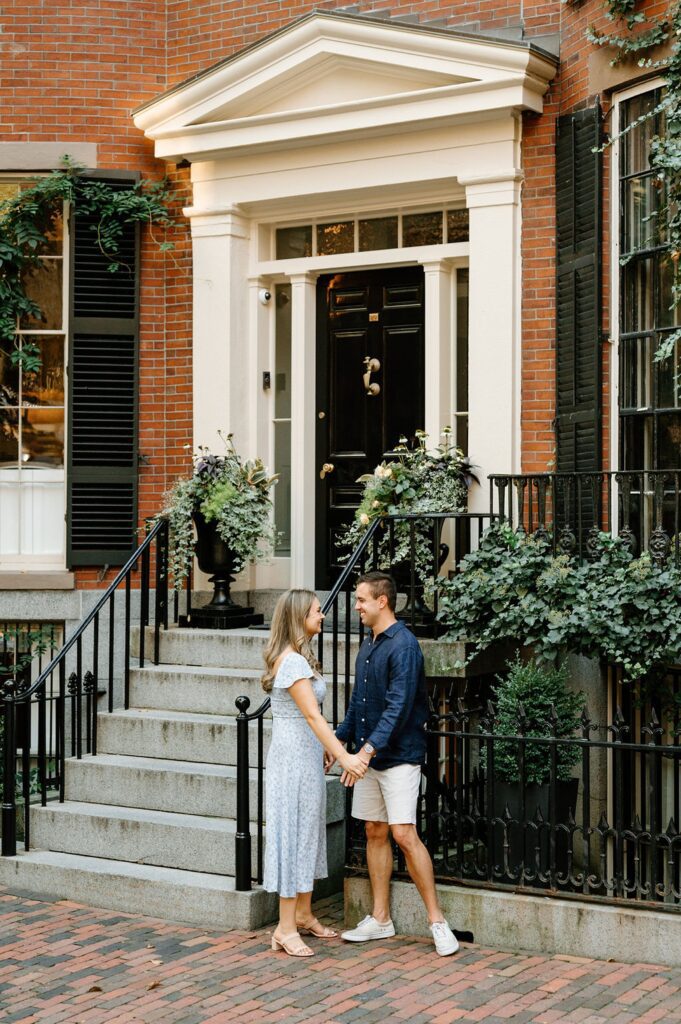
[187,511,263,630]
[491,777,579,886]
[392,520,449,635]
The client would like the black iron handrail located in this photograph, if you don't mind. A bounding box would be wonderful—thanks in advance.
[0,517,192,857]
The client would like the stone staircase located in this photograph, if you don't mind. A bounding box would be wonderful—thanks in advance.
[0,626,352,929]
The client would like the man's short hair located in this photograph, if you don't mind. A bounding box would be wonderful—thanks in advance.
[357,570,397,612]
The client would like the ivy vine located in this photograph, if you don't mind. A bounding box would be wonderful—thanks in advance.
[0,156,177,371]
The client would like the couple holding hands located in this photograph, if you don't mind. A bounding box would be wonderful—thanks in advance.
[261,571,459,959]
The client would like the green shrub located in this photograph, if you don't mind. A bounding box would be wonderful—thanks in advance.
[486,658,585,785]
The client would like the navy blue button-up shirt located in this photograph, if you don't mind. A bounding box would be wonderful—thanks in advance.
[335,620,428,770]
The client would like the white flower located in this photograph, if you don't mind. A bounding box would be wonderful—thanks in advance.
[372,500,380,509]
[359,513,370,526]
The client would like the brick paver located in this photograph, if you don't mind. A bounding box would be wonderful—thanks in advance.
[0,888,680,1023]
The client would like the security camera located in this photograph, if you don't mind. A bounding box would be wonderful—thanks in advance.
[259,289,272,305]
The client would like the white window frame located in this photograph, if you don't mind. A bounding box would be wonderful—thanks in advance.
[0,176,69,570]
[609,76,666,475]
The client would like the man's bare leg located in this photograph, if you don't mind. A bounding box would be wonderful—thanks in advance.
[365,820,393,923]
[391,824,443,924]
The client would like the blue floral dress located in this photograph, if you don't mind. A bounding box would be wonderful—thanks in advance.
[263,651,328,897]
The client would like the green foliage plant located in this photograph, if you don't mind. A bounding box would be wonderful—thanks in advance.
[436,523,581,666]
[337,428,469,575]
[437,523,681,683]
[160,434,278,589]
[486,658,585,785]
[0,156,176,372]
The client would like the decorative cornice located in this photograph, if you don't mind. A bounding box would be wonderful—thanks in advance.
[134,11,557,163]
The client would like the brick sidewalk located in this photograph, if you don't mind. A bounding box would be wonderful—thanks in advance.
[0,888,680,1024]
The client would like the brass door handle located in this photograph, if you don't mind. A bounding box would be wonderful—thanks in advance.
[319,462,335,479]
[363,356,381,396]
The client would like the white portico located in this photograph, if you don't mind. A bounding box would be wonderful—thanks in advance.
[134,10,556,588]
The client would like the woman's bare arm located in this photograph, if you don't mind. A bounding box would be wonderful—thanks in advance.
[288,678,368,781]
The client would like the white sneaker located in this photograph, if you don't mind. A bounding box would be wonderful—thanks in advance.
[430,920,459,956]
[341,914,396,942]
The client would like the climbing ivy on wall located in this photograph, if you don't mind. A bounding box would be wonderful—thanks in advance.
[587,0,671,61]
[0,157,176,372]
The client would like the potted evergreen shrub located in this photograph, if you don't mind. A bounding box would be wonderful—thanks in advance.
[161,436,277,628]
[485,657,584,880]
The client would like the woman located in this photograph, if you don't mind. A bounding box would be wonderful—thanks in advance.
[262,588,367,957]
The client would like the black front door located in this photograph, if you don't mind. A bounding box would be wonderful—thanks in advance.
[315,266,425,587]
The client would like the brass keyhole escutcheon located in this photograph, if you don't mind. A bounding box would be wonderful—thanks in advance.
[363,356,381,396]
[319,462,335,480]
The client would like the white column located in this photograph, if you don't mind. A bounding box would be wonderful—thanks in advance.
[460,173,522,513]
[185,205,250,453]
[289,272,317,588]
[421,260,453,446]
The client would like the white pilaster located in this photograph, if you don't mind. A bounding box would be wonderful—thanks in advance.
[186,205,250,453]
[461,172,522,512]
[421,260,453,445]
[289,272,318,588]
[247,275,274,462]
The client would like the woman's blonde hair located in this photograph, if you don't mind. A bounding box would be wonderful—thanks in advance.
[261,588,322,692]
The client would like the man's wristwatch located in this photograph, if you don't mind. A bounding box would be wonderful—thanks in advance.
[361,743,376,758]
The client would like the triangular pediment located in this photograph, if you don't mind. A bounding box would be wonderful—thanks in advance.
[134,10,557,161]
[190,54,473,124]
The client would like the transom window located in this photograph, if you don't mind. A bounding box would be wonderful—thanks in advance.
[0,180,67,565]
[618,88,681,471]
[275,208,469,259]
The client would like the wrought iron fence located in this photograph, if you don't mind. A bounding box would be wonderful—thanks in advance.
[0,518,192,856]
[489,470,681,565]
[347,682,681,912]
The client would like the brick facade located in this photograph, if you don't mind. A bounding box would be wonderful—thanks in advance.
[1,0,668,586]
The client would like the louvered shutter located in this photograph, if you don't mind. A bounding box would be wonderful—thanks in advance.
[67,173,139,567]
[555,106,602,474]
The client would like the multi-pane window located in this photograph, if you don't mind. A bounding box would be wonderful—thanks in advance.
[619,89,681,470]
[275,207,469,259]
[0,181,67,565]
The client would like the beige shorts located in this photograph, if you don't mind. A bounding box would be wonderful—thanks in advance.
[351,763,422,825]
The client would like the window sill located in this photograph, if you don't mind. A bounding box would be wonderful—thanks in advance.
[0,571,75,590]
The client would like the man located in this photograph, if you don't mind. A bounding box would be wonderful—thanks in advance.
[335,570,459,956]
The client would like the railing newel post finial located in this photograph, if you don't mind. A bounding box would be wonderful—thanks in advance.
[235,695,253,891]
[1,684,17,857]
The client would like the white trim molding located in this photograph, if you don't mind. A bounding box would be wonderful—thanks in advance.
[134,12,556,162]
[133,12,556,589]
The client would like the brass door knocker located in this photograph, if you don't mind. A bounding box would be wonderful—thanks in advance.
[363,356,381,396]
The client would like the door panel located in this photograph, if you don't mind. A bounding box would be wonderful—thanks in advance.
[315,266,425,587]
[382,325,424,452]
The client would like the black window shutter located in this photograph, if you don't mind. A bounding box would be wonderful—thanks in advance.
[555,105,602,473]
[67,173,140,567]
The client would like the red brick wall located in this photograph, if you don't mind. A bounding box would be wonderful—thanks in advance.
[1,0,194,588]
[2,0,669,584]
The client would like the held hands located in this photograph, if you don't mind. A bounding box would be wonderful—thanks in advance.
[339,752,368,788]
